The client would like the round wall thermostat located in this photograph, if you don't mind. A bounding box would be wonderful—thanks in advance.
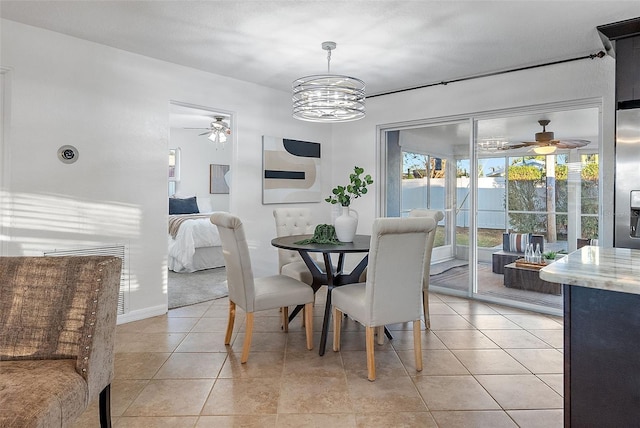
[57,145,79,164]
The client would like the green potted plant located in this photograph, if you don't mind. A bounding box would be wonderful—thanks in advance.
[325,166,374,207]
[325,166,373,242]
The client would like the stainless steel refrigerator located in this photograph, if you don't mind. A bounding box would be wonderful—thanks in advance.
[614,107,640,249]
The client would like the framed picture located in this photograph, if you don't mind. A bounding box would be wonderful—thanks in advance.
[210,164,230,194]
[262,136,321,204]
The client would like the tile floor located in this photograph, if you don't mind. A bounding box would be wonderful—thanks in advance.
[73,290,564,427]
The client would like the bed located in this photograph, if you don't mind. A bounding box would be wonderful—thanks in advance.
[168,197,225,273]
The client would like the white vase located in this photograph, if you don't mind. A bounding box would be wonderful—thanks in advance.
[335,206,358,242]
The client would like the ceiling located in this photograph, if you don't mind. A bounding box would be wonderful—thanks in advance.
[1,1,638,97]
[168,102,230,130]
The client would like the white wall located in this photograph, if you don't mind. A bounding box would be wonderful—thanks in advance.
[1,18,617,322]
[333,58,616,248]
[0,20,333,322]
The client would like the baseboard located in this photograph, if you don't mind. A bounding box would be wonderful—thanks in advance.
[117,304,167,325]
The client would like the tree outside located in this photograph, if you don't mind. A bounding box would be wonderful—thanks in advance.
[507,154,598,241]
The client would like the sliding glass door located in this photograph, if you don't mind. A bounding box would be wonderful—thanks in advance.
[385,121,471,296]
[380,104,600,314]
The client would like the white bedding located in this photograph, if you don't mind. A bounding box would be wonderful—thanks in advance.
[168,214,224,273]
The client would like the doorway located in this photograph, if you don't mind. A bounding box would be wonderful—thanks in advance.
[167,101,233,308]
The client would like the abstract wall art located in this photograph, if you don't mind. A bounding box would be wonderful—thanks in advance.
[262,136,321,204]
[209,164,230,194]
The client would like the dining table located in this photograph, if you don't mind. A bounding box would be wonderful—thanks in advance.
[271,234,381,355]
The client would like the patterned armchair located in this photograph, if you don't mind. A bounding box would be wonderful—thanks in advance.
[0,256,122,427]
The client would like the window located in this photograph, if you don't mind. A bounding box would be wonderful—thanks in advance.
[168,148,180,196]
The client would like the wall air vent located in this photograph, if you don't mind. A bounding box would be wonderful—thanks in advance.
[44,244,129,315]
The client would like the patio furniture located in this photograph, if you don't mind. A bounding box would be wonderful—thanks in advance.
[503,261,561,295]
[492,232,544,274]
[577,238,598,249]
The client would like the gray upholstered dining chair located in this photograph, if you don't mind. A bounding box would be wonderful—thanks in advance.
[408,209,444,329]
[273,207,329,285]
[0,256,122,428]
[332,216,437,381]
[211,212,314,363]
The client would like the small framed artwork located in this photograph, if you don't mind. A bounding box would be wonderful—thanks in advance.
[210,164,230,194]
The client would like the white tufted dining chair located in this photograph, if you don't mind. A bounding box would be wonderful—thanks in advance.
[273,207,329,285]
[332,216,437,381]
[408,209,444,329]
[211,212,314,363]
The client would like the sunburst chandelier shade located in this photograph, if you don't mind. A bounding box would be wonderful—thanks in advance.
[292,42,366,122]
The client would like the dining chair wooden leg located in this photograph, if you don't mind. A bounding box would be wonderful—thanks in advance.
[333,307,342,352]
[377,326,385,345]
[413,319,423,372]
[241,312,254,364]
[225,301,236,345]
[423,290,431,329]
[304,302,313,350]
[366,326,376,381]
[282,306,289,332]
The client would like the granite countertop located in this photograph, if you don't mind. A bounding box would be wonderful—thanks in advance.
[539,246,640,295]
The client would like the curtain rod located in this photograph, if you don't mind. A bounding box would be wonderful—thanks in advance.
[368,50,606,99]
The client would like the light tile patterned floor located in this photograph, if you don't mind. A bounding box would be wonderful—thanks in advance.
[73,291,564,427]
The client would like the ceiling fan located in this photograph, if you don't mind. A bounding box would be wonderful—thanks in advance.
[501,119,590,154]
[185,116,231,144]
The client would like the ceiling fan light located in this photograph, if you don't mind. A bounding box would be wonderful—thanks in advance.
[200,116,230,145]
[207,130,227,144]
[533,145,557,155]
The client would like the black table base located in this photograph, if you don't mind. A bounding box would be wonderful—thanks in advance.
[272,234,374,356]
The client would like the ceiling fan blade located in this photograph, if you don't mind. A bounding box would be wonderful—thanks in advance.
[198,131,212,136]
[554,139,590,149]
[497,142,533,150]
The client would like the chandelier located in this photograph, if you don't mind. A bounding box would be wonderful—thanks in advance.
[292,41,365,122]
[201,116,231,144]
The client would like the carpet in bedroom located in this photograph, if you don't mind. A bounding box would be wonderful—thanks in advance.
[168,267,228,309]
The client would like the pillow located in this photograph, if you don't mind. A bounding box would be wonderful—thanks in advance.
[169,196,199,215]
[197,198,213,213]
[503,233,530,253]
